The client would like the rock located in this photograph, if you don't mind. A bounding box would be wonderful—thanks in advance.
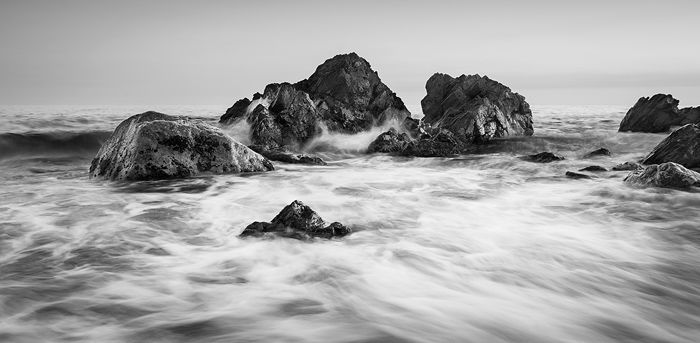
[642,124,700,169]
[248,145,326,166]
[89,111,274,180]
[612,161,643,171]
[520,152,565,163]
[566,171,593,179]
[624,162,700,189]
[239,200,351,240]
[579,165,607,172]
[367,128,413,154]
[400,130,462,157]
[220,98,252,125]
[619,94,700,132]
[401,116,421,137]
[295,52,411,133]
[584,148,611,158]
[420,73,533,144]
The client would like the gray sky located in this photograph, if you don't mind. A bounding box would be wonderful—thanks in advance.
[1,0,698,110]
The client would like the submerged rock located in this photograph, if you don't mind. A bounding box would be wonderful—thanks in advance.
[642,124,700,169]
[612,161,643,171]
[248,145,326,166]
[420,73,533,144]
[367,128,412,153]
[520,152,565,163]
[239,200,351,240]
[579,165,607,172]
[624,162,700,189]
[90,112,273,181]
[619,94,700,132]
[566,171,594,179]
[583,148,611,158]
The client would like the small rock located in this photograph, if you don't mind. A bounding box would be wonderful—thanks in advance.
[239,200,351,240]
[520,152,565,163]
[583,148,612,158]
[248,145,326,166]
[624,162,700,189]
[566,171,593,179]
[579,165,607,172]
[400,130,462,157]
[367,128,412,153]
[612,161,643,171]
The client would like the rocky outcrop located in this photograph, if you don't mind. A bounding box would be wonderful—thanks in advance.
[642,124,700,169]
[612,161,643,171]
[619,94,700,132]
[624,162,700,189]
[220,53,410,150]
[249,145,326,166]
[239,200,351,240]
[90,112,273,180]
[420,73,533,144]
[367,128,412,153]
[400,130,462,157]
[584,148,611,158]
[520,152,565,163]
[579,165,607,172]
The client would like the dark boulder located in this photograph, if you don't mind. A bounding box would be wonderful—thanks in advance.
[220,98,252,125]
[566,171,594,179]
[89,112,274,181]
[239,200,351,240]
[400,130,462,157]
[579,165,607,172]
[420,73,533,144]
[619,94,700,132]
[367,128,412,154]
[520,152,565,163]
[612,161,643,171]
[642,124,700,169]
[248,145,326,166]
[624,162,700,189]
[584,148,611,158]
[401,116,422,137]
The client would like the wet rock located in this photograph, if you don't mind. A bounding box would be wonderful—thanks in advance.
[612,161,643,171]
[248,145,326,166]
[367,128,413,154]
[420,73,533,144]
[239,200,351,240]
[89,112,274,181]
[520,152,565,163]
[400,130,462,157]
[624,162,700,189]
[642,124,700,169]
[579,165,607,172]
[401,116,421,137]
[566,171,594,179]
[619,94,700,132]
[219,98,251,125]
[584,147,611,158]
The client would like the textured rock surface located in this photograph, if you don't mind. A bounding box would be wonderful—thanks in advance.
[520,152,565,163]
[612,161,643,171]
[584,148,611,158]
[400,130,462,157]
[239,200,351,240]
[619,94,700,132]
[367,128,412,153]
[642,124,700,169]
[249,145,326,166]
[420,73,533,144]
[624,162,700,189]
[90,112,274,180]
[220,98,252,125]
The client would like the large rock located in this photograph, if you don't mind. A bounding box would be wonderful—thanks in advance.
[220,53,410,149]
[239,200,351,240]
[619,94,700,132]
[90,112,274,180]
[642,124,700,169]
[420,73,533,144]
[624,162,700,189]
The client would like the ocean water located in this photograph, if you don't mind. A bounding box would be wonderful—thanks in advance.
[1,105,699,343]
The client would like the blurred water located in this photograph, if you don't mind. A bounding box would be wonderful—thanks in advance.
[0,105,699,343]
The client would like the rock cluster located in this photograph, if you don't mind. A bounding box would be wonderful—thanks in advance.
[624,162,700,189]
[619,94,700,133]
[239,200,351,240]
[89,112,273,181]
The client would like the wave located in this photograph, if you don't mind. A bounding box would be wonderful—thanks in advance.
[0,130,111,160]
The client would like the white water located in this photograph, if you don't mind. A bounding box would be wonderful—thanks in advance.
[0,105,699,342]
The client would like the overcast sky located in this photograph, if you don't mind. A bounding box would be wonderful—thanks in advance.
[1,0,698,111]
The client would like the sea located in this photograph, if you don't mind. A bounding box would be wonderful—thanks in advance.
[0,105,699,343]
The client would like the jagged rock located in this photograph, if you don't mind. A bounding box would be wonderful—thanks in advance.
[220,98,252,125]
[248,145,326,166]
[296,52,410,133]
[420,73,533,144]
[642,124,700,169]
[612,161,643,171]
[584,148,611,158]
[566,171,593,179]
[89,112,274,181]
[624,162,700,189]
[239,200,351,240]
[619,94,700,132]
[367,128,412,153]
[400,130,462,157]
[520,152,565,163]
[579,165,607,172]
[401,116,421,137]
